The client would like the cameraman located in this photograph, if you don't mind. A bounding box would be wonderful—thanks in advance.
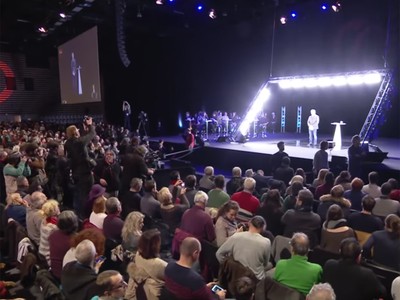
[64,116,96,218]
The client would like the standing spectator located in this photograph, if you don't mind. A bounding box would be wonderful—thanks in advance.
[256,189,284,236]
[64,117,96,218]
[186,128,195,150]
[207,175,230,209]
[313,141,329,177]
[103,197,124,243]
[26,191,47,245]
[226,167,243,196]
[269,141,289,175]
[121,178,142,219]
[3,152,31,195]
[184,175,198,207]
[323,238,386,300]
[231,178,260,214]
[140,179,160,219]
[274,156,294,187]
[93,150,121,198]
[216,216,271,281]
[180,191,216,243]
[343,178,366,211]
[348,135,367,180]
[274,233,322,295]
[362,171,381,198]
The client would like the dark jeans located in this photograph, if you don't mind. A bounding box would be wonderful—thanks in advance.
[72,173,94,219]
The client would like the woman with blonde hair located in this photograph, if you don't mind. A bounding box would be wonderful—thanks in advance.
[312,168,329,188]
[158,186,189,233]
[122,211,145,253]
[5,192,28,227]
[39,200,60,265]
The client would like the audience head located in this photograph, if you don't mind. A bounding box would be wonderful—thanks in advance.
[281,156,291,167]
[214,175,225,189]
[204,166,214,176]
[57,210,79,235]
[170,170,181,181]
[324,172,335,186]
[143,179,156,193]
[248,216,266,233]
[6,193,25,206]
[71,228,105,256]
[335,171,351,185]
[381,182,392,196]
[277,141,285,151]
[179,237,201,263]
[245,169,254,177]
[387,178,399,190]
[232,166,242,177]
[243,177,256,193]
[194,191,208,207]
[95,270,127,300]
[234,276,256,300]
[307,283,336,300]
[296,189,314,209]
[256,169,264,176]
[294,168,306,181]
[135,145,148,157]
[350,178,364,191]
[330,185,344,198]
[291,182,304,197]
[351,135,361,146]
[122,211,144,241]
[75,239,96,267]
[262,189,282,209]
[158,187,173,205]
[368,171,379,185]
[290,232,310,256]
[340,238,361,262]
[385,214,400,238]
[326,204,344,222]
[30,191,47,209]
[130,177,143,191]
[290,175,304,186]
[317,169,329,181]
[105,197,121,214]
[319,140,329,151]
[92,196,106,214]
[216,200,240,222]
[184,175,197,189]
[66,125,79,139]
[361,195,376,212]
[138,229,161,259]
[41,200,60,218]
[17,176,29,189]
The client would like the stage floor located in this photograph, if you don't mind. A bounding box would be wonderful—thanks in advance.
[150,133,400,172]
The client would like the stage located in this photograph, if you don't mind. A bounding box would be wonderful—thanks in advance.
[149,133,400,182]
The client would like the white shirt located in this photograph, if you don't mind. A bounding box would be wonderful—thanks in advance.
[89,212,107,229]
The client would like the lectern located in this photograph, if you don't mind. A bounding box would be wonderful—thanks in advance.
[331,121,346,150]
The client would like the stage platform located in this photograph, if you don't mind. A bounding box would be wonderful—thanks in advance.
[149,133,400,182]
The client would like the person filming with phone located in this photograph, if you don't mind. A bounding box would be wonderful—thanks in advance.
[164,237,226,299]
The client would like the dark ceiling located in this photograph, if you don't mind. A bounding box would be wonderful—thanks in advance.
[0,0,288,53]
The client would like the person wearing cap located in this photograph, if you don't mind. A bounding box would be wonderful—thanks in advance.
[180,191,216,243]
[216,216,271,280]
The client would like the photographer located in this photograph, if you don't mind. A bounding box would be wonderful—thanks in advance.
[64,116,96,217]
[3,152,31,195]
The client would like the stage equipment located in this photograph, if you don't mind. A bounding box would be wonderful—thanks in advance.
[115,0,131,67]
[296,106,302,133]
[281,106,286,133]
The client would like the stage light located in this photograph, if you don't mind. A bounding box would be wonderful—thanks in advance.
[292,79,305,89]
[38,27,47,33]
[156,0,163,5]
[59,13,67,18]
[363,73,382,84]
[278,79,292,89]
[332,76,347,86]
[291,12,297,18]
[303,78,318,88]
[280,17,287,24]
[238,86,270,136]
[209,9,217,19]
[197,5,203,11]
[347,74,364,85]
[321,4,328,10]
[332,1,341,12]
[317,77,332,87]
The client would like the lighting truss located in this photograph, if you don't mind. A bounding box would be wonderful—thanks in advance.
[269,69,386,89]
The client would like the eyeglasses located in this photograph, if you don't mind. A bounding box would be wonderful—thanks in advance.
[111,280,127,291]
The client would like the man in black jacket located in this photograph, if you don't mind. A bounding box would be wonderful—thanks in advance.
[323,238,386,300]
[64,116,96,217]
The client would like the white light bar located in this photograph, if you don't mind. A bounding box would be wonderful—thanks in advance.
[274,70,384,89]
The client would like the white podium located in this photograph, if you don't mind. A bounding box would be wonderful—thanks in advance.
[331,121,346,150]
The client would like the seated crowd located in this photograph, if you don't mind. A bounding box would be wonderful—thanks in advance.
[0,121,400,300]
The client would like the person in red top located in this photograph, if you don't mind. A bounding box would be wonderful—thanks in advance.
[186,128,195,150]
[231,178,260,214]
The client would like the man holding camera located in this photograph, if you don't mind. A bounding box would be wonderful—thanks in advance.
[65,116,96,217]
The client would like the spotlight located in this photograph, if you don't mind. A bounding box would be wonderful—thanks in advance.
[156,0,163,5]
[209,9,217,19]
[59,13,67,18]
[197,5,203,11]
[290,11,297,18]
[280,17,287,24]
[38,27,47,33]
[331,1,341,12]
[321,4,327,10]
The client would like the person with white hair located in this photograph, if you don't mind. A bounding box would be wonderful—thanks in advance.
[199,166,216,192]
[62,239,100,300]
[26,191,47,245]
[231,177,260,214]
[307,283,336,300]
[180,191,216,243]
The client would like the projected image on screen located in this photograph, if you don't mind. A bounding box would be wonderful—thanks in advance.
[58,26,101,104]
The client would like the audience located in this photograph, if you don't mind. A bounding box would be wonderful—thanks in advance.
[362,171,381,198]
[312,169,329,189]
[184,174,198,207]
[347,195,384,233]
[256,189,284,236]
[158,187,189,233]
[323,238,386,300]
[274,232,322,295]
[333,171,352,191]
[207,175,230,209]
[231,177,260,214]
[121,211,144,255]
[39,199,60,266]
[270,141,289,175]
[313,141,329,177]
[199,166,216,192]
[103,197,124,243]
[315,172,335,200]
[306,283,336,300]
[26,191,47,245]
[89,196,107,229]
[372,182,400,218]
[140,179,160,218]
[215,201,241,247]
[226,166,243,196]
[233,276,256,300]
[274,156,294,187]
[5,192,28,227]
[216,216,271,280]
[283,181,304,212]
[121,178,142,219]
[343,177,366,211]
[317,185,351,222]
[92,270,127,300]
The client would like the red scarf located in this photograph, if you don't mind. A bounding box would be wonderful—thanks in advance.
[46,216,58,225]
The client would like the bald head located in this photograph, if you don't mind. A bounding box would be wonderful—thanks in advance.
[179,237,201,257]
[291,232,309,256]
[307,283,336,300]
